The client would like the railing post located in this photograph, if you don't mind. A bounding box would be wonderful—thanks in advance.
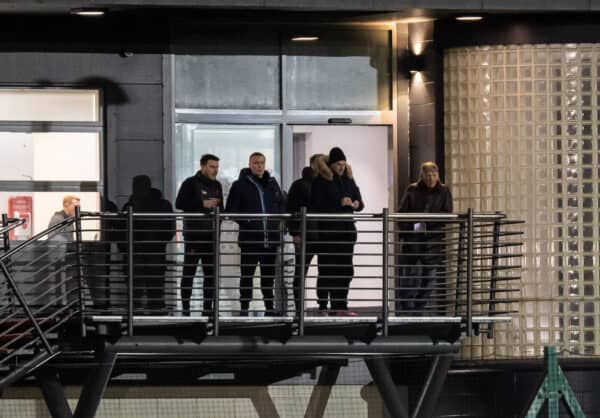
[74,206,86,337]
[279,216,287,316]
[2,213,9,252]
[488,213,501,338]
[127,209,134,336]
[382,208,389,337]
[466,208,474,337]
[298,207,307,336]
[213,207,221,336]
[454,222,466,316]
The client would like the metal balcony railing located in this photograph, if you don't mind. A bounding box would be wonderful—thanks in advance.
[0,208,522,371]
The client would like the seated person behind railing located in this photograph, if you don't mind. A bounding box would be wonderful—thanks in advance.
[397,162,452,315]
[309,148,364,317]
[121,175,175,314]
[225,152,284,317]
[175,154,224,317]
[47,196,81,307]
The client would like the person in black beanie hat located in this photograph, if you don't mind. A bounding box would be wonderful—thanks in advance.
[309,147,364,316]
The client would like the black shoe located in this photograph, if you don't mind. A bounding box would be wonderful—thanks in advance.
[264,310,281,317]
[239,309,249,317]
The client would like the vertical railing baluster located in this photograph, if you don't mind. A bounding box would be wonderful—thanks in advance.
[127,209,134,336]
[213,207,221,336]
[74,206,86,337]
[2,214,9,252]
[382,208,389,337]
[299,207,307,336]
[466,208,474,337]
[487,213,501,338]
[454,222,466,316]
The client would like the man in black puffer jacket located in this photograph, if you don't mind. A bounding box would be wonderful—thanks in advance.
[176,154,224,316]
[309,148,364,316]
[397,161,452,314]
[226,152,284,316]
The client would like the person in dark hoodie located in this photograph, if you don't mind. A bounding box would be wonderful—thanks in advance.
[122,175,175,314]
[397,161,452,314]
[286,154,324,316]
[309,148,364,316]
[225,152,284,316]
[175,154,224,316]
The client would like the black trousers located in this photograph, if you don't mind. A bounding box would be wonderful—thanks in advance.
[181,241,215,315]
[396,238,444,313]
[133,247,167,313]
[239,246,277,312]
[317,242,354,310]
[293,242,315,315]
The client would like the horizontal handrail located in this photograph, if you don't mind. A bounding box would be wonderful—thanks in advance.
[0,218,25,236]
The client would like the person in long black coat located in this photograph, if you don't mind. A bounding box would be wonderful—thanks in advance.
[225,152,284,316]
[122,175,175,314]
[309,148,364,315]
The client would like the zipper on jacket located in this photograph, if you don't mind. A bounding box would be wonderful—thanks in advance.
[247,175,269,248]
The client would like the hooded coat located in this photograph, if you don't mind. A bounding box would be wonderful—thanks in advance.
[285,166,313,236]
[225,168,284,249]
[309,156,364,243]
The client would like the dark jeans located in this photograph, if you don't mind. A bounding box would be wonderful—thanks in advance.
[239,246,278,312]
[397,239,444,313]
[293,241,315,315]
[317,242,354,310]
[181,241,215,315]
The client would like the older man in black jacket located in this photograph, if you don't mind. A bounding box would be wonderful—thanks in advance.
[397,161,453,314]
[309,147,364,316]
[176,154,224,316]
[226,152,284,316]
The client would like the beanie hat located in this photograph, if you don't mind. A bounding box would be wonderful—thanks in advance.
[328,147,347,165]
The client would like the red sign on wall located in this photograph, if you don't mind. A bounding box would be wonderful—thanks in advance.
[8,196,32,240]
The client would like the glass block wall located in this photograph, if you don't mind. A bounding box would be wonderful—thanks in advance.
[445,44,600,358]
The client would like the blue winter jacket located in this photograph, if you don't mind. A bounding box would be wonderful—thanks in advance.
[225,168,284,249]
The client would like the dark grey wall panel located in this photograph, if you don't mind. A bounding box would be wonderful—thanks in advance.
[116,140,164,202]
[0,53,161,85]
[113,84,163,140]
[0,51,164,207]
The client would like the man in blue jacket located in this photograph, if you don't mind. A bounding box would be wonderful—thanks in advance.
[226,152,284,316]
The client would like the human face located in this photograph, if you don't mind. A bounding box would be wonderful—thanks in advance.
[64,199,80,217]
[201,159,219,180]
[331,160,346,176]
[249,155,266,178]
[421,168,439,189]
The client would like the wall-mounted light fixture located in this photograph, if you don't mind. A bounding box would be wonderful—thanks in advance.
[70,8,106,16]
[455,16,483,22]
[291,36,319,42]
[407,54,426,75]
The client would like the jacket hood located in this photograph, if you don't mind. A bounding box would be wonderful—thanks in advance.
[301,166,313,180]
[313,154,353,182]
[238,168,272,181]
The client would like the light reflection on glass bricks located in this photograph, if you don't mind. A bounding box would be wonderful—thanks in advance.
[445,44,600,359]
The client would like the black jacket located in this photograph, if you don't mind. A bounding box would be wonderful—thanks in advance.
[225,169,284,249]
[399,180,453,236]
[175,171,224,240]
[309,157,364,244]
[286,166,313,236]
[120,188,175,253]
